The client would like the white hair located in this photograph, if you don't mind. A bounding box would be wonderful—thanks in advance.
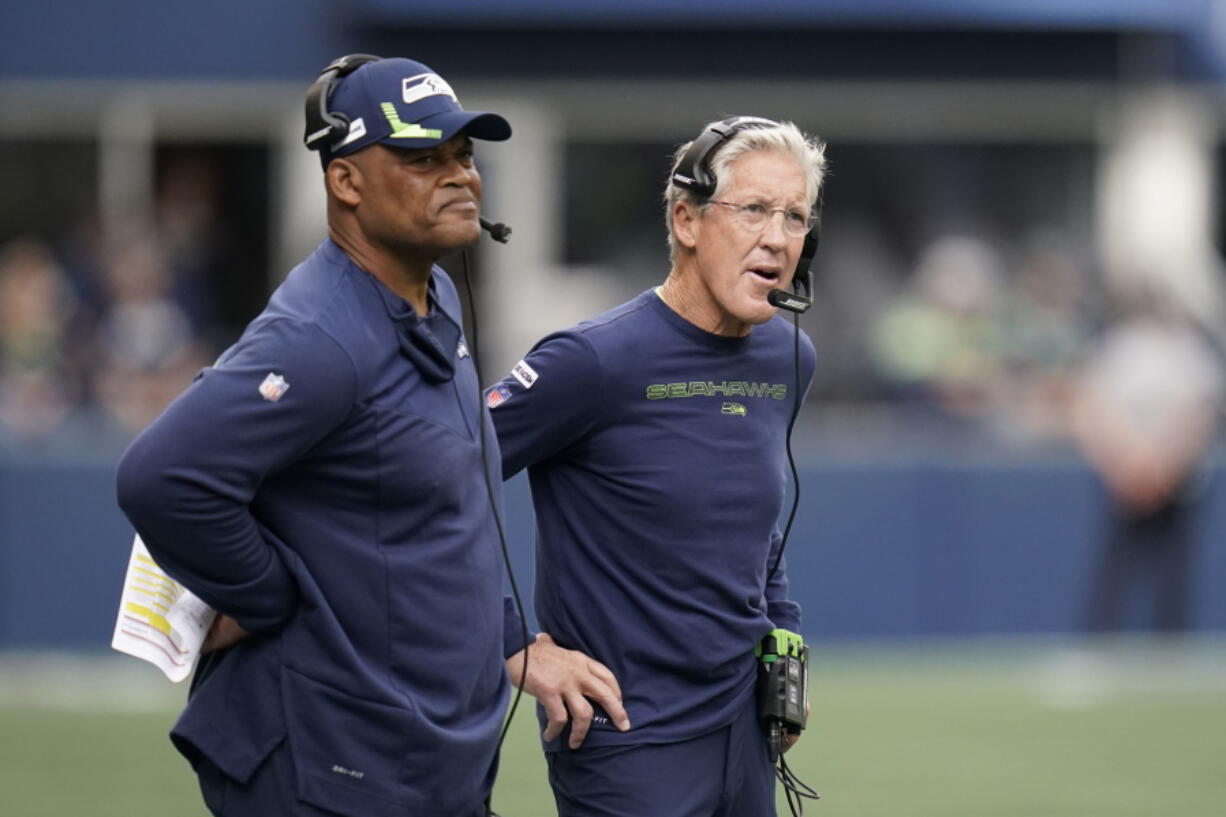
[664,119,826,263]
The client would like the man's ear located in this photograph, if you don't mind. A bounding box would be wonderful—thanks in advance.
[326,157,362,208]
[673,200,700,251]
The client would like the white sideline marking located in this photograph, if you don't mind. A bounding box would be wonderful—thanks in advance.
[0,652,184,712]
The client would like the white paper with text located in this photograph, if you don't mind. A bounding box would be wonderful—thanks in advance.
[111,535,216,682]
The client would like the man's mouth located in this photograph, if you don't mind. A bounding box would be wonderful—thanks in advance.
[747,268,781,284]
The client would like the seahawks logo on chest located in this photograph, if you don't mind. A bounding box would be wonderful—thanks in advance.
[644,380,788,401]
[644,380,788,417]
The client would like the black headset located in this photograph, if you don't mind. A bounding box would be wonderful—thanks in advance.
[303,53,384,151]
[670,116,821,314]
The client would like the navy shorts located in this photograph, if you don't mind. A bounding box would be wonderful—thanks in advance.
[545,695,775,817]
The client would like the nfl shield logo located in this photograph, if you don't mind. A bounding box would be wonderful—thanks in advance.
[486,384,511,409]
[259,373,290,402]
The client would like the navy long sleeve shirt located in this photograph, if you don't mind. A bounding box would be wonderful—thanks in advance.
[116,239,512,817]
[490,289,814,748]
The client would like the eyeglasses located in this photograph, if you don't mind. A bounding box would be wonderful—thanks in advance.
[708,200,815,238]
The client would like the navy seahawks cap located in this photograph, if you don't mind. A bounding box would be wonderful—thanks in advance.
[316,57,510,165]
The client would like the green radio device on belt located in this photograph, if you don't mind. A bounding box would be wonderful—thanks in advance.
[756,628,820,813]
[755,628,810,762]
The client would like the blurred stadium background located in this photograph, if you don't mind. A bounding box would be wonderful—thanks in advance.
[2,1,1226,815]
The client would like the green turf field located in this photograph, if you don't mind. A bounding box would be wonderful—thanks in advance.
[1,639,1223,817]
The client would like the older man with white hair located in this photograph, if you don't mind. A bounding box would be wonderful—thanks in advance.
[492,116,826,817]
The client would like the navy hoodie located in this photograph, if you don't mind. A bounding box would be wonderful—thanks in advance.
[116,239,514,817]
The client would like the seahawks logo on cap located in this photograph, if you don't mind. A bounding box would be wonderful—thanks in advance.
[402,73,458,105]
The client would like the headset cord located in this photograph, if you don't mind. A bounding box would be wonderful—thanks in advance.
[777,753,821,816]
[766,310,821,815]
[767,310,802,584]
[461,251,530,817]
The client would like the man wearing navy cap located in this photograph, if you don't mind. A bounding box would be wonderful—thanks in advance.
[116,55,573,817]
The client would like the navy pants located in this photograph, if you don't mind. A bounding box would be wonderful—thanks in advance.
[196,740,489,817]
[545,696,776,817]
[1087,497,1195,632]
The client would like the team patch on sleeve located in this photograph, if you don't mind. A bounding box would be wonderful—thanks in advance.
[511,359,539,390]
[487,384,512,409]
[259,372,290,402]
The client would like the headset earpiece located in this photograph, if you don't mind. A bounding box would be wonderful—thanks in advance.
[669,115,778,198]
[303,53,383,151]
[795,228,818,296]
[796,188,824,288]
[670,125,730,197]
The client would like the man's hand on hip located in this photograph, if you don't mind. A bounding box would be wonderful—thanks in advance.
[202,614,250,653]
[505,633,629,749]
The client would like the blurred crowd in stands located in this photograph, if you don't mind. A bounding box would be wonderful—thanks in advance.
[806,222,1226,459]
[863,230,1091,446]
[0,157,223,458]
[2,160,1224,464]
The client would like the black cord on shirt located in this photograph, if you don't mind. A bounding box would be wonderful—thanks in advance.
[766,311,822,816]
[459,250,530,814]
[767,309,803,584]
